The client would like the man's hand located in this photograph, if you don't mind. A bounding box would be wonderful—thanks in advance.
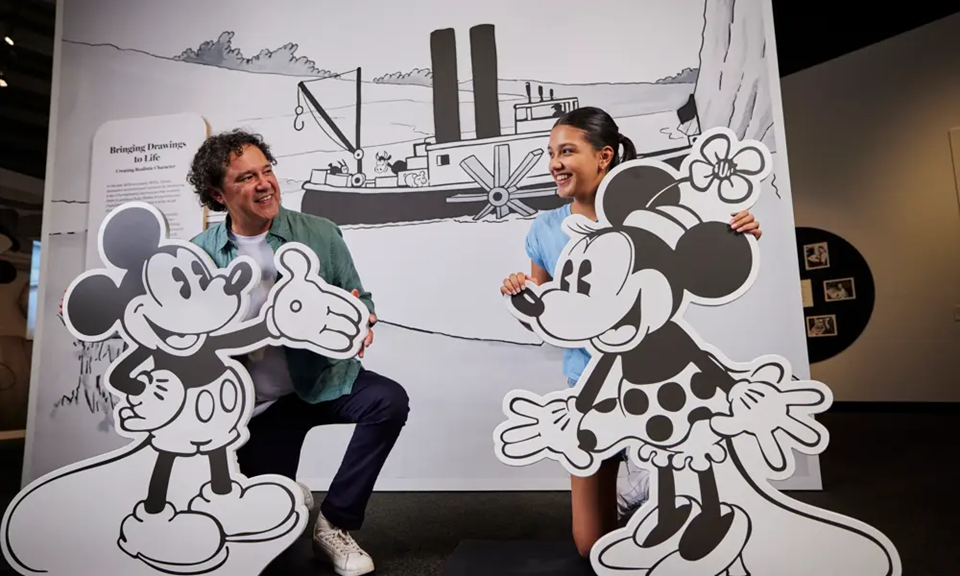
[351,289,375,358]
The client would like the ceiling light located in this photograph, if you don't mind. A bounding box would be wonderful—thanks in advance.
[0,76,7,88]
[3,37,12,46]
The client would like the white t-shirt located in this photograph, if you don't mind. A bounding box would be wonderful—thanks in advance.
[229,230,296,417]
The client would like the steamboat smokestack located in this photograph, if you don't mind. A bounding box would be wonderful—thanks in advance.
[470,24,501,139]
[430,28,462,144]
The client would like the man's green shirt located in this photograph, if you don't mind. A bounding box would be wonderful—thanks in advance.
[191,205,374,404]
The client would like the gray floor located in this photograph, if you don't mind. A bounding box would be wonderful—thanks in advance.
[263,491,578,576]
[2,409,958,576]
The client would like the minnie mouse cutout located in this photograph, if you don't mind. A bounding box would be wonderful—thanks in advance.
[2,201,370,575]
[495,127,901,575]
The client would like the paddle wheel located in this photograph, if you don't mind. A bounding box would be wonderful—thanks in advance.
[446,144,553,220]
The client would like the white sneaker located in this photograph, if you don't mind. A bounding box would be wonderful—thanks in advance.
[296,482,315,535]
[296,481,315,512]
[312,513,375,576]
[617,456,651,522]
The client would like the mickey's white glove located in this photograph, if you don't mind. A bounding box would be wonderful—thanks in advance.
[264,243,369,360]
[117,369,184,433]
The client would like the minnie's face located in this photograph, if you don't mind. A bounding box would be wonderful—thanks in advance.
[513,229,671,353]
[124,247,253,355]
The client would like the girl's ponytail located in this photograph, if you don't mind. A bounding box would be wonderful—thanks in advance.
[618,133,638,165]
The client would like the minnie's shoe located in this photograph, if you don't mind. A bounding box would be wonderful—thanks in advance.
[594,495,700,571]
[649,503,751,576]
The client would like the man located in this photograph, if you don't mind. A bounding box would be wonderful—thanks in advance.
[187,128,409,576]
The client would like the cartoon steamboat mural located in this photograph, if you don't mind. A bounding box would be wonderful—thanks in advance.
[291,24,701,226]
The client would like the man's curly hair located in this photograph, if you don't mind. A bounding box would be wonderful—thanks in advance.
[187,129,277,212]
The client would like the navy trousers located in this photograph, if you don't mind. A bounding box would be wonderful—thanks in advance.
[236,369,409,531]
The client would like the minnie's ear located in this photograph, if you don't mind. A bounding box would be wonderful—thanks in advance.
[64,274,128,340]
[100,205,164,270]
[674,222,755,301]
[598,163,680,226]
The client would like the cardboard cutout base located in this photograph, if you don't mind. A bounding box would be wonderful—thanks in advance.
[2,202,371,575]
[495,127,902,575]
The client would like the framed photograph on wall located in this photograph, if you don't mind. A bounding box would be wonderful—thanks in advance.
[824,277,856,302]
[803,242,830,270]
[806,314,837,338]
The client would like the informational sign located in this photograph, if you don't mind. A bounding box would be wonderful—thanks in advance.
[85,113,209,268]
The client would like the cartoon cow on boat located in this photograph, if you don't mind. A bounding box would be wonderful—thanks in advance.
[495,127,901,575]
[374,151,407,175]
[1,201,370,576]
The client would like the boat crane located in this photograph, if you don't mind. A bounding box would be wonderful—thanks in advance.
[293,68,368,187]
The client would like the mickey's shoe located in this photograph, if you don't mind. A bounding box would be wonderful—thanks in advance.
[312,512,375,576]
[118,501,228,574]
[188,480,300,542]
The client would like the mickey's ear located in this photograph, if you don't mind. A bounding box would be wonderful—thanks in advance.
[598,163,680,226]
[674,222,755,301]
[100,205,164,270]
[63,274,126,340]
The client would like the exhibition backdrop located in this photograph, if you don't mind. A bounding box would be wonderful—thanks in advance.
[24,0,821,491]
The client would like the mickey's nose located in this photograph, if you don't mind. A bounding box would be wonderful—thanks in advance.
[577,429,597,452]
[511,289,544,318]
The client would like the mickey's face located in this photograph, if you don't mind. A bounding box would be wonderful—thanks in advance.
[512,230,671,353]
[124,247,253,355]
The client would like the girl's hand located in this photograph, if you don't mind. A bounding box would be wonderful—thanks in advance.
[501,272,534,295]
[731,210,762,239]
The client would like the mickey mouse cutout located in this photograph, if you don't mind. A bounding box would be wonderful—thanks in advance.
[495,127,902,575]
[1,201,370,576]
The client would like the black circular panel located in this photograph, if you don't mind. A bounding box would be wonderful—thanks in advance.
[796,227,875,363]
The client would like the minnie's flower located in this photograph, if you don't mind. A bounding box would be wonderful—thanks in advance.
[688,132,766,204]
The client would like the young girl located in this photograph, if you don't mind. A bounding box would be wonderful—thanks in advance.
[500,106,762,557]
